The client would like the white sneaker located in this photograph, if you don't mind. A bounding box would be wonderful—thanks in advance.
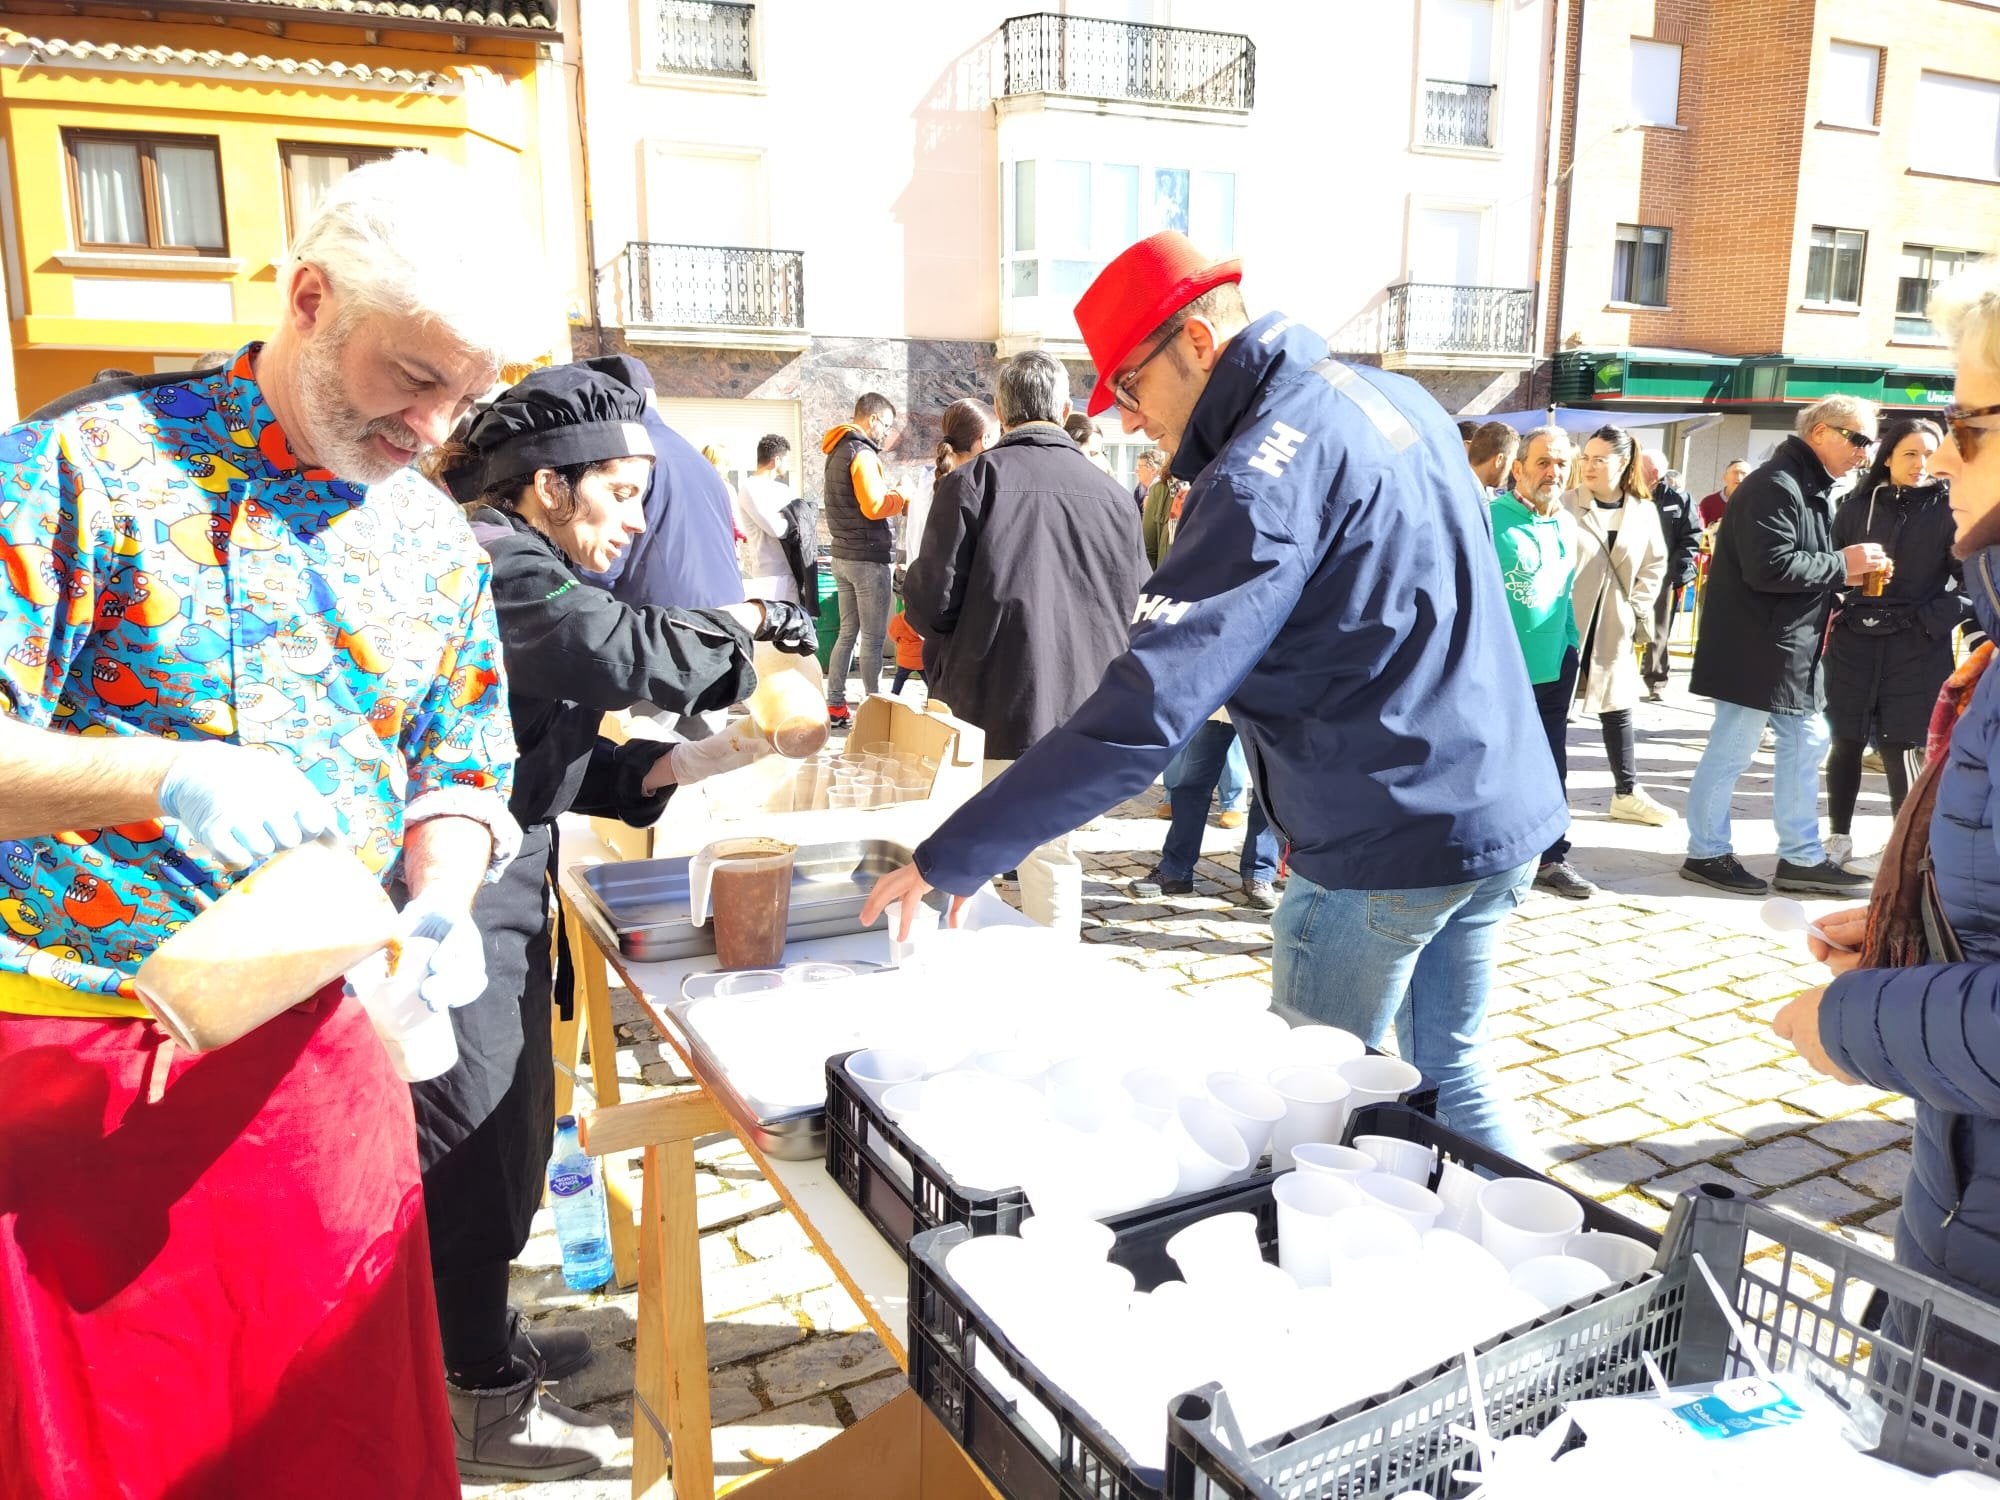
[1824,833,1854,868]
[1608,788,1675,827]
[1847,850,1882,877]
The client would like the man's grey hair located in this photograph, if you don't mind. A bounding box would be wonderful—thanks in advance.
[1640,447,1668,477]
[1517,424,1572,460]
[994,350,1070,428]
[1933,261,2000,375]
[1142,446,1169,467]
[286,151,536,366]
[1796,394,1877,439]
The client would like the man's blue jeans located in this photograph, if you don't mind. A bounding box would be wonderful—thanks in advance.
[1685,700,1829,865]
[1159,722,1277,883]
[826,556,892,710]
[1163,735,1248,811]
[1271,859,1535,1157]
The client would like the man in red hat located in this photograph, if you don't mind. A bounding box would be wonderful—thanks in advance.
[866,232,1564,1155]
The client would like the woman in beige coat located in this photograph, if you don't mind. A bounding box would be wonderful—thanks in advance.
[1565,424,1675,826]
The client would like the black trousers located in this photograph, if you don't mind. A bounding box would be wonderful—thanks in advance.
[1533,647,1580,864]
[1826,736,1917,834]
[411,823,559,1380]
[1600,709,1638,796]
[1643,583,1685,688]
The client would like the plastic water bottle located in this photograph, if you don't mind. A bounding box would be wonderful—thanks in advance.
[548,1115,613,1291]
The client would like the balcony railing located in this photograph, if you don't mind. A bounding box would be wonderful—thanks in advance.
[651,0,754,79]
[624,242,803,330]
[1384,283,1534,358]
[1420,80,1496,148]
[1000,12,1255,111]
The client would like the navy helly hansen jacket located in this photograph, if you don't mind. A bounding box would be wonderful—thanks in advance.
[1822,544,2000,1330]
[913,312,1565,897]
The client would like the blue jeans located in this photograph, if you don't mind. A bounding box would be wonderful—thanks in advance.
[826,556,892,710]
[1159,722,1278,883]
[1162,735,1248,810]
[1272,859,1536,1157]
[1685,700,1829,865]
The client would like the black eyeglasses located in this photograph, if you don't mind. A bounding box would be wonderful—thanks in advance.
[1945,402,2000,465]
[1827,425,1875,450]
[1111,324,1183,414]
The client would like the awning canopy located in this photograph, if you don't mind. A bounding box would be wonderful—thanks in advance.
[1552,349,1953,412]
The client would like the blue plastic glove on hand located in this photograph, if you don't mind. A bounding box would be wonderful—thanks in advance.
[158,743,342,869]
[397,895,488,1011]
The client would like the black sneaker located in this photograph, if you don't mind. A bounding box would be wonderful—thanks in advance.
[1533,860,1596,900]
[1241,879,1280,911]
[1132,867,1195,899]
[1679,855,1769,894]
[1772,858,1870,896]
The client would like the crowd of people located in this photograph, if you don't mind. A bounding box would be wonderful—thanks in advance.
[2,142,1998,1498]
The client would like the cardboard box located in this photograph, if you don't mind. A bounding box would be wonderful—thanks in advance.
[590,694,986,861]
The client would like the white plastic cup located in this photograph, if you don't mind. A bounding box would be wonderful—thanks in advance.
[1352,1133,1438,1186]
[1204,1071,1286,1164]
[1273,1171,1364,1287]
[1019,1214,1115,1266]
[1338,1055,1424,1114]
[1165,1097,1252,1196]
[1165,1211,1262,1288]
[1121,1066,1186,1130]
[974,1048,1050,1089]
[844,1047,925,1107]
[1046,1076,1137,1133]
[1357,1172,1443,1233]
[1324,1203,1423,1262]
[1564,1230,1656,1283]
[1509,1254,1612,1311]
[1477,1177,1586,1270]
[1290,1142,1378,1181]
[1432,1159,1488,1238]
[1266,1065,1354,1170]
[1280,1024,1368,1069]
[376,997,459,1083]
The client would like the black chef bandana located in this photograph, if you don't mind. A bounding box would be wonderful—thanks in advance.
[446,361,655,503]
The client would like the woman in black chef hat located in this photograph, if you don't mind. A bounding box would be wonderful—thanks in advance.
[413,359,815,1483]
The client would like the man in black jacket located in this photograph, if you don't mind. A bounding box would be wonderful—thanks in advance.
[1641,449,1702,698]
[1682,398,1889,895]
[903,349,1146,937]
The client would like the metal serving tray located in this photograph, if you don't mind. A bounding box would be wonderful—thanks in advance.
[576,838,914,961]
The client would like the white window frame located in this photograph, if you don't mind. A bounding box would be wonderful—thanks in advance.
[1003,154,1238,308]
[1803,225,1868,308]
[1611,222,1671,307]
[1630,38,1684,127]
[1912,70,2000,182]
[1821,41,1883,129]
[640,140,770,248]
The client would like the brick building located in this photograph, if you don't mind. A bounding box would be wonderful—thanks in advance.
[1542,0,1997,491]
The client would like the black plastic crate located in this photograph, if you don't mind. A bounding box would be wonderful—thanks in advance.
[827,1050,1440,1263]
[1164,1183,2000,1498]
[908,1105,1654,1500]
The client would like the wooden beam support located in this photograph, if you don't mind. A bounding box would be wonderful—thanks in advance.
[581,1091,727,1157]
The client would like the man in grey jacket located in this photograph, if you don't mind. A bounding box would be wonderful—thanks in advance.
[903,350,1146,937]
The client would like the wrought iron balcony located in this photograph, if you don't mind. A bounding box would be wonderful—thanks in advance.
[1383,283,1534,361]
[623,242,803,331]
[1420,80,1497,148]
[650,0,754,80]
[1000,12,1254,111]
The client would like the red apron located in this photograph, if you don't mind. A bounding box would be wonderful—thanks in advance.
[0,991,457,1500]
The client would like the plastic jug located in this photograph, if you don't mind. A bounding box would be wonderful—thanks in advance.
[689,837,797,970]
[743,643,830,759]
[132,836,399,1052]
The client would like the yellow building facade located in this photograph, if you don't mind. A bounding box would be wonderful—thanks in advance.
[0,0,573,420]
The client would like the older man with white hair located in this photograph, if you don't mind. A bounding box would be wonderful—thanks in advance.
[1682,395,1890,896]
[0,153,528,1497]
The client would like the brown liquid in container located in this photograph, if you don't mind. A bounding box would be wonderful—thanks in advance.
[1863,568,1888,598]
[772,716,829,758]
[711,860,794,969]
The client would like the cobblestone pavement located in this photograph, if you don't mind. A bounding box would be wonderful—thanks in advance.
[466,664,1915,1497]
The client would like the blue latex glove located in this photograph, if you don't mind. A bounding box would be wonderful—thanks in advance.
[396,895,488,1011]
[158,743,342,869]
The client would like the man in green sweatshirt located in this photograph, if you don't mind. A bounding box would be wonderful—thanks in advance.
[1490,425,1594,899]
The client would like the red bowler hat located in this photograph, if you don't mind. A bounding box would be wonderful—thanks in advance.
[1074,231,1243,416]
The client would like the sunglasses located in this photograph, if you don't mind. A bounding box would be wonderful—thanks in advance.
[1111,325,1182,414]
[1827,425,1875,450]
[1945,402,2000,464]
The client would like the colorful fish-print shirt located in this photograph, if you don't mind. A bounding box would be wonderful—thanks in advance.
[0,347,519,1018]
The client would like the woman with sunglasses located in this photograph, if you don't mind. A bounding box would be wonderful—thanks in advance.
[1777,266,2000,1379]
[1822,417,1963,873]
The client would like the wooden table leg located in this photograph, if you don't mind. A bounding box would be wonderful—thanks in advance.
[563,888,640,1288]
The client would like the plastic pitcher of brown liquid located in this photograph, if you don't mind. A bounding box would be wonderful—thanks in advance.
[689,837,797,970]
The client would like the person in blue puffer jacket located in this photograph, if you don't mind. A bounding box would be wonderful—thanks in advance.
[1776,265,2000,1344]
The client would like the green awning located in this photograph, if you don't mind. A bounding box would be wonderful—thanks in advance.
[1553,350,1954,411]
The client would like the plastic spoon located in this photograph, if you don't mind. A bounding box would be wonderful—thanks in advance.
[1760,896,1855,953]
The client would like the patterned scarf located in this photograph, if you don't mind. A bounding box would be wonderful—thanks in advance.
[1861,642,1995,968]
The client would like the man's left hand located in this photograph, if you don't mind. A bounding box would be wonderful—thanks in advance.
[861,862,966,940]
[1772,985,1857,1084]
[397,895,488,1011]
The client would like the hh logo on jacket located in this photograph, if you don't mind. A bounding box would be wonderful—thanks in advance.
[1247,421,1308,479]
[1133,593,1193,626]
